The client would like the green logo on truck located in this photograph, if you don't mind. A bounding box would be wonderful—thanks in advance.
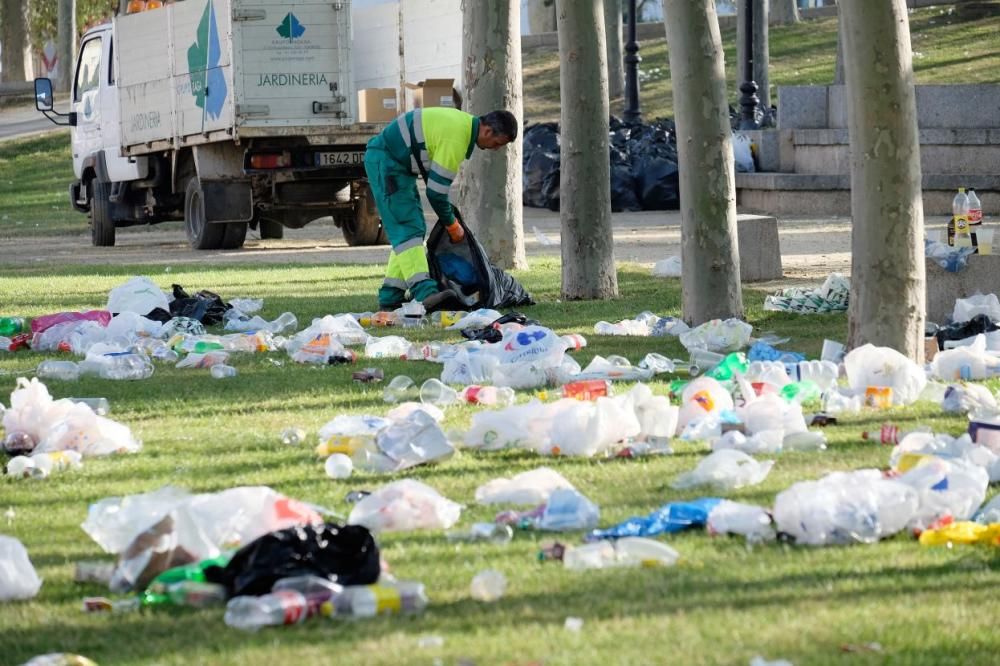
[276,13,306,41]
[187,0,228,125]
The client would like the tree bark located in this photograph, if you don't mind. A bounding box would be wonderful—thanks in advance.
[841,0,924,359]
[1,0,27,82]
[833,19,846,84]
[55,0,76,93]
[528,0,556,34]
[736,0,770,111]
[664,0,743,324]
[770,0,800,25]
[604,0,624,99]
[556,0,618,300]
[457,0,527,270]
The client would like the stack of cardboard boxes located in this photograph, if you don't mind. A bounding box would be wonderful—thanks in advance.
[357,78,458,123]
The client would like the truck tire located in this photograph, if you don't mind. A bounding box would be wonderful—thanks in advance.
[221,222,248,249]
[184,175,225,250]
[90,179,116,247]
[340,185,388,246]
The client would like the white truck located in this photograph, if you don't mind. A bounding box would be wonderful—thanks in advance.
[34,0,388,249]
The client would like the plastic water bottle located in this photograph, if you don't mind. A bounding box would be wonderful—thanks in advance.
[794,360,839,390]
[0,317,27,336]
[210,364,238,379]
[951,187,971,247]
[269,312,298,334]
[460,385,516,407]
[335,581,428,617]
[445,523,514,544]
[84,352,154,380]
[69,397,110,415]
[224,590,313,631]
[561,379,611,400]
[36,360,81,381]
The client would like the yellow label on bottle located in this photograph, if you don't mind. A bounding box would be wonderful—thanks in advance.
[370,585,402,614]
[315,436,360,457]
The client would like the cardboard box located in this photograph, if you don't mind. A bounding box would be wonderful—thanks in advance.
[404,78,458,110]
[357,88,399,122]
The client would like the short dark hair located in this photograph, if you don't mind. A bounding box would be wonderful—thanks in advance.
[480,110,518,141]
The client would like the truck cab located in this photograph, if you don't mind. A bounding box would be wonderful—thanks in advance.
[35,0,386,250]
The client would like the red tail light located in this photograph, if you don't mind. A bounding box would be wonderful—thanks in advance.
[249,152,291,169]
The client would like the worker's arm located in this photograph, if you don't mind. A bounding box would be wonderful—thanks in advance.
[425,137,466,227]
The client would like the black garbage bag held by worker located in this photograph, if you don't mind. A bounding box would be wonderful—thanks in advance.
[363,106,518,311]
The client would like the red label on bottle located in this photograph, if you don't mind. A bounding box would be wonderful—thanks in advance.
[276,591,307,625]
[969,209,982,224]
[465,386,482,404]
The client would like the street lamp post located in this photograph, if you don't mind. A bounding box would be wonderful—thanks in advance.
[623,0,641,123]
[738,0,760,129]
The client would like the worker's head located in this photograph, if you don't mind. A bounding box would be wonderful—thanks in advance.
[477,110,518,150]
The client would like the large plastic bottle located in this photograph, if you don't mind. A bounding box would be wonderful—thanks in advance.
[460,385,516,407]
[224,590,314,631]
[37,360,81,381]
[951,187,971,247]
[0,317,27,337]
[967,188,982,226]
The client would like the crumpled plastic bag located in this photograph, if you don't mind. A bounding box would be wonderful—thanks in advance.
[3,378,141,456]
[843,344,927,405]
[919,521,1000,546]
[677,377,734,429]
[895,456,989,530]
[31,310,112,335]
[168,284,231,325]
[763,273,850,314]
[463,400,555,452]
[975,494,1000,524]
[447,309,503,331]
[476,467,576,505]
[588,497,722,540]
[288,315,370,350]
[711,429,784,455]
[773,469,918,546]
[942,384,998,414]
[926,239,976,273]
[952,293,1000,324]
[107,276,171,316]
[441,348,501,386]
[706,500,776,543]
[930,335,1000,381]
[347,479,462,533]
[316,414,391,454]
[890,431,1000,482]
[671,449,774,491]
[679,318,753,353]
[82,485,325,591]
[290,334,352,365]
[352,409,454,473]
[652,256,682,278]
[0,535,42,601]
[497,488,599,531]
[203,523,380,598]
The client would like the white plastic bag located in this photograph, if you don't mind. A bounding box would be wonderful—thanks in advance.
[679,318,753,353]
[671,449,773,491]
[707,500,776,542]
[347,479,462,533]
[475,467,576,505]
[930,335,1000,381]
[677,377,734,429]
[952,293,1000,324]
[652,256,682,278]
[0,536,42,601]
[106,276,170,315]
[353,409,454,473]
[843,344,927,405]
[896,456,989,530]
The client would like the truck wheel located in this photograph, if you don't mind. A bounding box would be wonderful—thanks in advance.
[184,175,225,250]
[341,186,388,246]
[259,219,284,239]
[90,179,116,247]
[221,222,248,249]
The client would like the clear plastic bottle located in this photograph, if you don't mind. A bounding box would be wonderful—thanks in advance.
[210,364,238,379]
[561,379,611,400]
[445,522,514,544]
[36,360,81,381]
[269,312,298,334]
[335,581,428,617]
[794,360,839,390]
[166,580,227,608]
[951,187,971,247]
[967,188,982,226]
[84,352,155,380]
[224,590,313,631]
[460,385,516,407]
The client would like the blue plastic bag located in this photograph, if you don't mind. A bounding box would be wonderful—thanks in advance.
[587,497,722,540]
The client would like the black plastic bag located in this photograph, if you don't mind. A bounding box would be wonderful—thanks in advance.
[169,284,231,325]
[427,210,534,311]
[461,312,540,343]
[204,523,381,598]
[932,313,999,350]
[522,123,561,210]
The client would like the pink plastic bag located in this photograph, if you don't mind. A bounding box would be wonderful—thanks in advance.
[31,310,112,334]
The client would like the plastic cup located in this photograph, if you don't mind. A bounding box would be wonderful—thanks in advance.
[419,378,458,406]
[976,226,994,255]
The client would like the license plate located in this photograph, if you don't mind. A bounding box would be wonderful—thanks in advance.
[316,151,364,166]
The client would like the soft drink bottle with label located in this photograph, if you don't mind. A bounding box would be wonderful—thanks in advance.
[968,188,982,226]
[951,187,971,247]
[0,317,27,337]
[224,590,314,631]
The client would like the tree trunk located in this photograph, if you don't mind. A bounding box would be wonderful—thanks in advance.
[528,0,556,34]
[604,0,624,100]
[55,0,76,93]
[457,0,527,270]
[1,0,27,82]
[736,0,770,111]
[841,0,924,359]
[833,19,846,84]
[556,0,618,300]
[664,0,743,324]
[770,0,800,25]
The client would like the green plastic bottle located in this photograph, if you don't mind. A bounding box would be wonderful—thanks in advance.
[141,552,233,608]
[0,317,28,337]
[706,353,749,382]
[780,380,822,404]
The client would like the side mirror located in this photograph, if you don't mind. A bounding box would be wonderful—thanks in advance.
[34,78,54,111]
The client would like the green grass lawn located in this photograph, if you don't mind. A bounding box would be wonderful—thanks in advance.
[0,131,78,237]
[1,261,999,665]
[524,6,1000,123]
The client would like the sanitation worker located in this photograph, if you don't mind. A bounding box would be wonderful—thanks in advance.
[363,107,518,310]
